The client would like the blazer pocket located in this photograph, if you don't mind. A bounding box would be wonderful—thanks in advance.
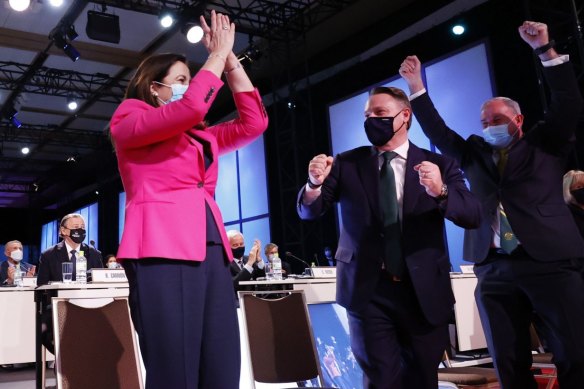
[537,203,569,217]
[335,247,354,264]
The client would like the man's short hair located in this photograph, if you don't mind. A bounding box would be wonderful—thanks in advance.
[264,243,278,256]
[481,97,522,115]
[369,86,412,129]
[226,230,243,240]
[60,213,85,227]
[4,240,22,255]
[59,213,85,238]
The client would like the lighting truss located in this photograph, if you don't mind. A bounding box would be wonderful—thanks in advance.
[0,181,33,193]
[94,0,359,40]
[0,61,127,103]
[0,123,107,149]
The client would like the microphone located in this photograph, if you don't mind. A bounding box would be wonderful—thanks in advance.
[285,251,311,270]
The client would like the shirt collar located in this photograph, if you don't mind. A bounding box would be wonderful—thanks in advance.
[65,241,81,254]
[377,140,409,160]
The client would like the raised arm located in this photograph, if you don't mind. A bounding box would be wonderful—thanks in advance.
[110,10,234,150]
[399,55,468,163]
[518,21,583,143]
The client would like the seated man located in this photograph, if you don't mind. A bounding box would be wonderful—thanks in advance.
[0,240,35,285]
[264,243,292,276]
[227,230,265,291]
[37,213,103,286]
[36,213,103,354]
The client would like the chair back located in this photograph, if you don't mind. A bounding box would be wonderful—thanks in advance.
[238,290,325,386]
[52,297,143,389]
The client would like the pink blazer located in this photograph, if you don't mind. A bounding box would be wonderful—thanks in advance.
[110,70,268,261]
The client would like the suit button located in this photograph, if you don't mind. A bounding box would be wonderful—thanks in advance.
[197,182,204,188]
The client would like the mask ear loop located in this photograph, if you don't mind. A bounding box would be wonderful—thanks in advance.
[393,109,407,135]
[151,81,170,105]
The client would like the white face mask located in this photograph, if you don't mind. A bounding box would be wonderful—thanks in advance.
[154,81,188,104]
[107,262,118,269]
[482,117,519,149]
[10,249,23,262]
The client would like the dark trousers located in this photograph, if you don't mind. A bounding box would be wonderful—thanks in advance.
[474,252,584,389]
[123,246,240,389]
[347,273,448,389]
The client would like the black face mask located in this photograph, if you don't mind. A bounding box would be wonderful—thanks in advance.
[571,188,584,205]
[232,246,245,259]
[68,228,86,244]
[364,112,405,147]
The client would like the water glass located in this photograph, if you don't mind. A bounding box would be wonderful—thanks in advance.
[62,262,73,283]
[265,261,274,281]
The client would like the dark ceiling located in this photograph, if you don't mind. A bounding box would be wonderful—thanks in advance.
[0,0,581,210]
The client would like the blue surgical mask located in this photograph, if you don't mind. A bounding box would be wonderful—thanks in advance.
[154,81,188,104]
[482,120,518,150]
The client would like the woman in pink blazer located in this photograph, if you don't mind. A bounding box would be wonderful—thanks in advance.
[109,11,268,389]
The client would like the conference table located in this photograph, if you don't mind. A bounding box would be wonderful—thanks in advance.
[0,286,37,365]
[238,277,336,303]
[0,272,489,388]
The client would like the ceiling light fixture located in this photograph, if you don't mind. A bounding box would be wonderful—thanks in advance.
[49,0,63,7]
[184,23,204,44]
[67,96,78,110]
[21,147,30,155]
[159,11,175,28]
[9,0,30,12]
[452,24,465,36]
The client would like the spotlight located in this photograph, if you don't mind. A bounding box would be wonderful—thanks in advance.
[21,147,30,155]
[452,24,465,35]
[185,24,204,44]
[4,107,22,128]
[237,45,262,64]
[9,0,30,12]
[65,24,78,41]
[33,183,39,192]
[159,12,175,28]
[67,96,78,111]
[49,0,63,6]
[50,26,80,62]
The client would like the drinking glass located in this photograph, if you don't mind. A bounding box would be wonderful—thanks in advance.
[62,262,73,283]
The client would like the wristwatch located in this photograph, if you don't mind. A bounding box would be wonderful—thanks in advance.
[307,177,322,189]
[437,184,448,200]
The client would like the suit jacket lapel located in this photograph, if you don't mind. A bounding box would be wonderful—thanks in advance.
[357,147,381,223]
[475,139,499,180]
[402,143,424,217]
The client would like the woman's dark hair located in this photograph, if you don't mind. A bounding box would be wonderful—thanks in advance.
[103,254,117,267]
[125,53,187,107]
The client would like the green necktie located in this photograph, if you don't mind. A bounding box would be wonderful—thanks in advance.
[496,150,518,253]
[499,207,518,254]
[497,148,508,175]
[379,152,403,276]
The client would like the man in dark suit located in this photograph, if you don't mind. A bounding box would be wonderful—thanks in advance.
[37,213,103,353]
[0,240,35,285]
[227,230,265,291]
[400,20,584,388]
[264,242,293,276]
[297,86,481,388]
[37,213,103,286]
